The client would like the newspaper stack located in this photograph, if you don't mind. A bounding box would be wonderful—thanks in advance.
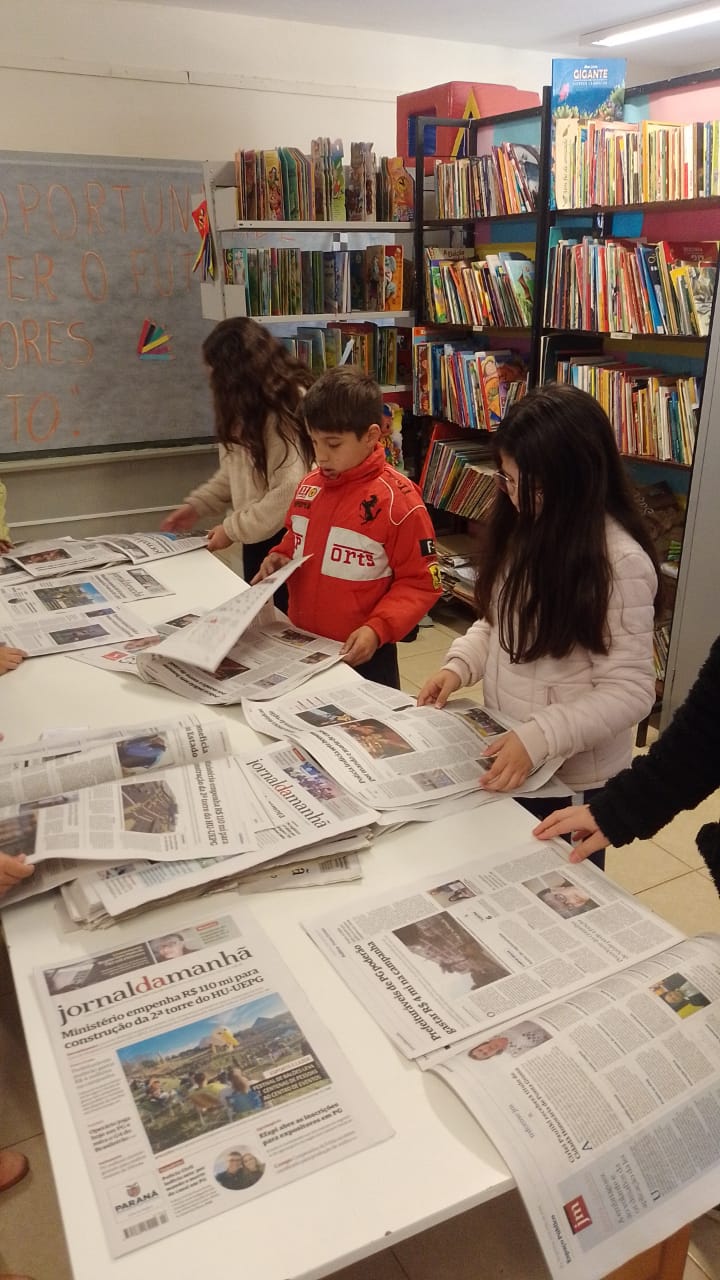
[0,533,211,657]
[242,680,565,819]
[0,714,377,923]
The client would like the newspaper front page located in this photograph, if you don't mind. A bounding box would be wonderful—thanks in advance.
[0,757,257,866]
[0,603,159,657]
[305,840,685,1060]
[431,932,720,1280]
[0,566,172,621]
[0,715,231,808]
[34,906,392,1256]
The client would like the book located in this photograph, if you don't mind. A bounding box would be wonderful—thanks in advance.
[383,246,404,312]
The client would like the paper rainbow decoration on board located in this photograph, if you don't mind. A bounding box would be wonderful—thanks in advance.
[137,319,173,360]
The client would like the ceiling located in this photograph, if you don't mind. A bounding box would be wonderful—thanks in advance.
[117,0,720,73]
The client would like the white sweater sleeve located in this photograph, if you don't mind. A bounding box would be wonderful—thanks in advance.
[442,617,491,687]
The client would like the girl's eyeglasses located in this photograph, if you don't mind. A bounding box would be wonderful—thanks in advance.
[493,469,517,493]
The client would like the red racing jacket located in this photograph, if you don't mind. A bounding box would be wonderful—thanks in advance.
[272,445,442,646]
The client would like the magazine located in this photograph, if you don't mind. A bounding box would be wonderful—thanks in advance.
[34,905,392,1255]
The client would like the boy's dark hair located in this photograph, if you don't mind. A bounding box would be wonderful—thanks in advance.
[303,367,383,438]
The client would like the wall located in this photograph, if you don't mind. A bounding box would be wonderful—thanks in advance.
[0,0,553,539]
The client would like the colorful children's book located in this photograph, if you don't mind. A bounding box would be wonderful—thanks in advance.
[383,246,404,312]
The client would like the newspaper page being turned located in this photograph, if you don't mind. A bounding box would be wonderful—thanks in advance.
[34,906,392,1256]
[431,932,720,1280]
[70,608,204,675]
[305,840,685,1060]
[273,700,562,808]
[0,604,159,657]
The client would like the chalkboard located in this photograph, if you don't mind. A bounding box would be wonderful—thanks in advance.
[0,151,215,459]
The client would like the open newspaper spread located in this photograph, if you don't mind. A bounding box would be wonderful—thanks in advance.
[0,603,159,657]
[244,686,562,808]
[0,565,173,621]
[88,532,209,563]
[430,932,720,1280]
[34,906,392,1256]
[134,559,344,703]
[4,532,208,581]
[304,840,685,1060]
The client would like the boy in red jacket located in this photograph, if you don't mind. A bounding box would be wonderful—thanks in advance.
[253,367,441,687]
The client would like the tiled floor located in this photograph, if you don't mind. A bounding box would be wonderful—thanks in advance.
[1,605,719,1279]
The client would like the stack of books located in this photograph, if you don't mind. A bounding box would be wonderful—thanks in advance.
[424,245,535,326]
[230,139,414,222]
[421,436,496,519]
[435,145,539,218]
[556,356,701,464]
[545,234,718,336]
[413,331,528,430]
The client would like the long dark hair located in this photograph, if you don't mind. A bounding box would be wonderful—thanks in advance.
[475,384,661,662]
[202,318,314,480]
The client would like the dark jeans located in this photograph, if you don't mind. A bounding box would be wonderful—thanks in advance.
[242,530,288,614]
[517,787,606,870]
[355,643,400,689]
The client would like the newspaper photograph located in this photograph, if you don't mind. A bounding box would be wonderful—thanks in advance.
[0,566,172,621]
[89,532,209,563]
[145,558,307,673]
[286,700,562,810]
[0,715,231,808]
[5,537,126,579]
[136,618,343,705]
[241,679,415,739]
[304,840,685,1060]
[0,756,258,866]
[61,740,379,918]
[0,603,159,658]
[70,609,203,675]
[431,932,720,1280]
[34,906,392,1255]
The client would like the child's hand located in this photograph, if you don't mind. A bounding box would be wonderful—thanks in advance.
[533,805,608,862]
[0,852,34,898]
[161,504,198,533]
[206,525,233,553]
[480,730,532,792]
[0,540,12,554]
[250,552,290,584]
[417,669,461,708]
[0,647,25,675]
[341,626,380,667]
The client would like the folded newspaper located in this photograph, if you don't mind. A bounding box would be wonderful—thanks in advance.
[133,558,345,703]
[4,531,208,581]
[303,840,720,1280]
[34,905,392,1256]
[242,682,564,809]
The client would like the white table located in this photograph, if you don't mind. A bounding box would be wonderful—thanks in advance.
[2,549,537,1280]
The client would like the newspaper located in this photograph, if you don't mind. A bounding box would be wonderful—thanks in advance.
[89,532,209,563]
[0,603,158,657]
[304,840,685,1060]
[0,715,231,808]
[34,905,392,1256]
[61,844,368,929]
[0,555,32,586]
[0,756,258,866]
[431,932,720,1280]
[0,566,172,621]
[248,694,562,809]
[54,740,379,917]
[242,678,415,738]
[5,537,126,579]
[69,608,203,674]
[133,559,344,703]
